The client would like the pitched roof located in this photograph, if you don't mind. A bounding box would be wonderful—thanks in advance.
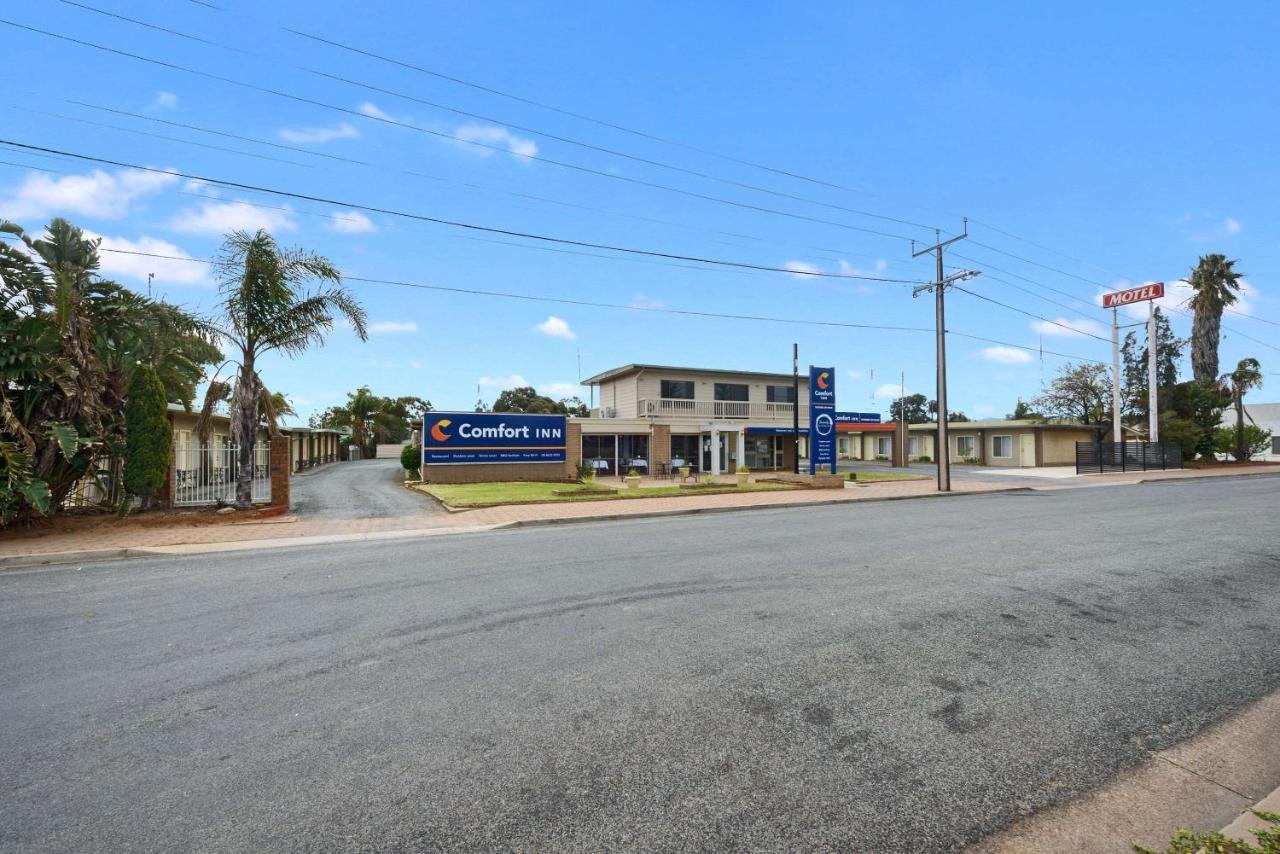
[582,363,801,385]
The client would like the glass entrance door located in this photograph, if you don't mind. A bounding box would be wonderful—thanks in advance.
[701,434,728,472]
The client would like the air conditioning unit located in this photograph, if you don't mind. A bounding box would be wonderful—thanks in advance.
[603,407,616,418]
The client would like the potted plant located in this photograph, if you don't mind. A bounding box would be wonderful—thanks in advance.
[624,468,642,489]
[577,461,596,484]
[736,464,751,486]
[679,463,691,480]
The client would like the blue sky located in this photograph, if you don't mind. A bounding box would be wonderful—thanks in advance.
[3,1,1277,422]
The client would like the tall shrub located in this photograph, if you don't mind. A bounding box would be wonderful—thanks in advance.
[123,365,171,511]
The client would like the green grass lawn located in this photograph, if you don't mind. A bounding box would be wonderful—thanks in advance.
[845,470,931,483]
[417,480,797,508]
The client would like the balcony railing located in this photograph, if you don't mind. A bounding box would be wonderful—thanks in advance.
[637,398,806,421]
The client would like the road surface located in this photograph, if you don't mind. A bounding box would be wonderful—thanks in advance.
[289,457,439,521]
[2,477,1278,851]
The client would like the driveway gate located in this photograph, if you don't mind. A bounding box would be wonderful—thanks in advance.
[1075,440,1182,474]
[173,442,271,506]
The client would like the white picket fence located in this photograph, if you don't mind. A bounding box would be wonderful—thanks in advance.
[173,442,271,506]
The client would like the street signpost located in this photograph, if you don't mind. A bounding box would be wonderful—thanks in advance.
[1101,283,1164,443]
[808,366,836,475]
[422,412,567,465]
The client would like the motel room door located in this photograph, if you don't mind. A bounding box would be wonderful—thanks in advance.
[1018,434,1035,467]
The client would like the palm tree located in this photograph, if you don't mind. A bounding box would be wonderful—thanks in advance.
[1224,358,1263,462]
[201,230,366,507]
[1188,254,1243,383]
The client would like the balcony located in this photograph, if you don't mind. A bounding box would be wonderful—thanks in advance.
[637,398,806,422]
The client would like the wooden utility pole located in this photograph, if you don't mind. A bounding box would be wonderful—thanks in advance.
[912,219,979,493]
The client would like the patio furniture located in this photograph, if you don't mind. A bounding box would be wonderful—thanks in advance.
[654,461,671,479]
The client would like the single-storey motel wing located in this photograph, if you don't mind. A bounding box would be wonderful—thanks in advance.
[419,362,1108,484]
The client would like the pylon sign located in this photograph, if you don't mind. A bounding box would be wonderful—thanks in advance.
[1101,282,1164,309]
[808,366,836,475]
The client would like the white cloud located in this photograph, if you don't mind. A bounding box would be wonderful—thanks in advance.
[981,346,1034,364]
[847,370,865,380]
[88,232,210,287]
[453,124,538,160]
[1224,217,1242,236]
[540,382,581,397]
[1031,317,1108,338]
[535,315,576,340]
[152,91,178,110]
[0,167,177,220]
[278,122,359,144]
[358,102,394,121]
[783,260,821,279]
[167,199,297,234]
[874,383,909,399]
[368,320,418,334]
[838,258,887,277]
[327,210,376,233]
[479,374,528,390]
[628,294,664,310]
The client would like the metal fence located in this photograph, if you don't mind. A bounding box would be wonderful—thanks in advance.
[173,442,271,506]
[1075,441,1182,474]
[64,456,124,510]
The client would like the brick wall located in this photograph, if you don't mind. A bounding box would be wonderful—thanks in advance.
[652,424,671,471]
[269,434,290,509]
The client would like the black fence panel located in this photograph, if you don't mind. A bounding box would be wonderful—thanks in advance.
[1075,441,1183,474]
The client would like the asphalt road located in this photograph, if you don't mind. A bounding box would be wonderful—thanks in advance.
[3,477,1279,852]
[289,457,439,520]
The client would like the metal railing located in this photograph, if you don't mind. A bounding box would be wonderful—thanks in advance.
[173,442,271,506]
[1075,440,1182,474]
[638,398,807,421]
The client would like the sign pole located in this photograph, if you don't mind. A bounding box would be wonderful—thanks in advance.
[1147,301,1159,442]
[1111,307,1121,444]
[792,343,800,474]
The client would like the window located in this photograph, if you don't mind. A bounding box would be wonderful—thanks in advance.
[618,434,649,472]
[670,435,700,468]
[1273,435,1280,455]
[714,383,749,402]
[909,436,920,456]
[992,435,1013,458]
[660,379,694,400]
[876,437,892,458]
[956,436,976,458]
[766,384,795,404]
[582,434,617,475]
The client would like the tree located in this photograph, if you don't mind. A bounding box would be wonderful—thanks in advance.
[311,389,431,452]
[1007,399,1043,421]
[889,393,930,424]
[2,218,216,521]
[559,396,590,417]
[492,386,561,414]
[1121,307,1184,421]
[1188,255,1243,383]
[1213,424,1271,462]
[1224,358,1264,463]
[122,364,171,512]
[948,411,971,423]
[1033,362,1111,423]
[1164,379,1228,460]
[200,230,366,508]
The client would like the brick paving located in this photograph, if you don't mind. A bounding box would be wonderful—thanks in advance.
[2,465,1275,561]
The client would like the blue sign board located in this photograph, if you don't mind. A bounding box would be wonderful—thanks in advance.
[422,412,567,465]
[809,366,836,475]
[835,411,882,424]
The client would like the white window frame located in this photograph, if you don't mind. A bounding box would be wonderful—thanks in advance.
[909,436,920,456]
[992,434,1013,459]
[876,436,892,457]
[956,435,976,458]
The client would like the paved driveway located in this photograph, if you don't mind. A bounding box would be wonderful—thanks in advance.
[2,478,1278,851]
[290,457,440,521]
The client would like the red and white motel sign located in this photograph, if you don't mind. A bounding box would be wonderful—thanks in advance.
[1101,282,1164,309]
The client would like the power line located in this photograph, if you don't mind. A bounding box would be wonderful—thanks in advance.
[951,285,1111,342]
[0,234,1105,363]
[33,96,922,264]
[13,13,926,243]
[0,139,930,284]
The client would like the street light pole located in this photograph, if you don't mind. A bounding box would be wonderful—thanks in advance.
[792,342,800,474]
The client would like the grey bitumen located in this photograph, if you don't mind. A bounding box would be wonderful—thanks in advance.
[289,457,440,520]
[2,478,1279,851]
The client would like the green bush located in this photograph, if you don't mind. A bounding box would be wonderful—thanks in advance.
[1213,424,1272,461]
[122,365,171,512]
[399,444,421,478]
[576,461,596,482]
